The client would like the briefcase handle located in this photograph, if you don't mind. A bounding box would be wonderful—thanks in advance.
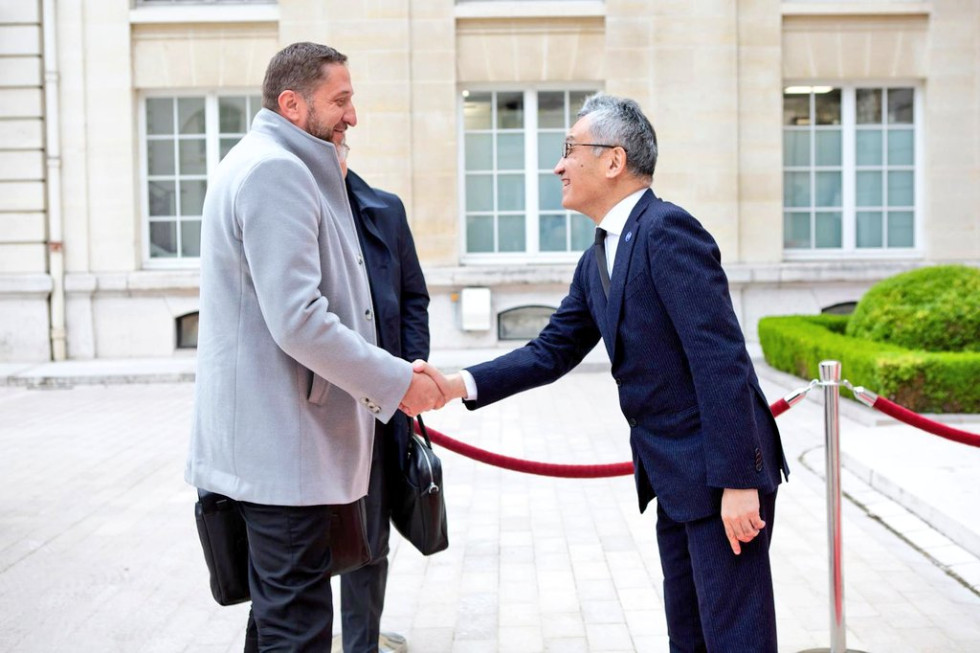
[415,414,432,449]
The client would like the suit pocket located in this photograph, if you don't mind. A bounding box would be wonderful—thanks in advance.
[308,373,332,406]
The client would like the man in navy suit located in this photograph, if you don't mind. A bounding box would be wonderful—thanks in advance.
[334,140,429,653]
[420,94,787,651]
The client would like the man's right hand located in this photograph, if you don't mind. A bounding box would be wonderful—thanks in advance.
[398,370,446,417]
[412,361,467,403]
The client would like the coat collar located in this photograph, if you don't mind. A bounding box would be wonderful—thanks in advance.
[249,108,353,226]
[345,169,388,248]
[605,188,654,361]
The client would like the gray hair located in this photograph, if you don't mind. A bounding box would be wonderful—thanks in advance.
[577,93,657,181]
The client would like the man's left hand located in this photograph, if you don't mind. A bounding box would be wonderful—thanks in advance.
[721,487,765,555]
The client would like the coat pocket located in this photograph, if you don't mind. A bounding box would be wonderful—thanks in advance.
[308,373,332,406]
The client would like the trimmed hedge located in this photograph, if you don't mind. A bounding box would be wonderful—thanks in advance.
[759,314,980,413]
[845,265,980,353]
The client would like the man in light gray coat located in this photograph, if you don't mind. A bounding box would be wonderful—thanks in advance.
[185,42,443,651]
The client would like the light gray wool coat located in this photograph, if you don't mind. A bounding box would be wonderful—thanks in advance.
[185,108,413,506]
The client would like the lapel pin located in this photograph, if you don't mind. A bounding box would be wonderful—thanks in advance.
[624,231,632,243]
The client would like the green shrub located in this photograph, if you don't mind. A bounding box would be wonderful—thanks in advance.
[759,314,980,413]
[846,265,980,352]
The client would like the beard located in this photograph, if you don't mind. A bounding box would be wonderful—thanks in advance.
[304,99,334,142]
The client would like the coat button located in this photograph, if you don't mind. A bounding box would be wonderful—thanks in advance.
[357,255,363,265]
[754,447,764,472]
[628,417,637,427]
[615,377,623,386]
[365,309,373,321]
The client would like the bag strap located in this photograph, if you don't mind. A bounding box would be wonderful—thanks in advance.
[416,414,432,449]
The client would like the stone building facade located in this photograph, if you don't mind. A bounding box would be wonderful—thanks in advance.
[1,0,977,361]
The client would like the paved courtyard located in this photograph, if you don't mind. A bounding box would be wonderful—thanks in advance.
[0,363,978,652]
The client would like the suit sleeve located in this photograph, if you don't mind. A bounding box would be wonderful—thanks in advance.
[393,198,431,362]
[464,254,601,409]
[647,209,765,490]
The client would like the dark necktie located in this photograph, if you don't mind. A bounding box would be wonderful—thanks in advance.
[594,227,610,298]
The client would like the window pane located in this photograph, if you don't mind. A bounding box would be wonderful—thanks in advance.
[888,171,914,206]
[783,131,809,167]
[569,91,591,118]
[220,138,238,160]
[887,211,914,247]
[149,180,176,216]
[856,211,883,248]
[179,138,207,175]
[497,133,524,170]
[219,97,248,133]
[178,98,206,134]
[147,140,175,175]
[888,129,914,166]
[497,174,525,211]
[538,173,562,211]
[150,221,178,257]
[465,133,493,170]
[856,171,882,207]
[888,88,914,124]
[538,132,564,169]
[498,214,526,252]
[463,93,492,130]
[496,92,523,129]
[783,212,811,248]
[466,215,493,252]
[814,89,841,125]
[180,220,202,257]
[539,213,566,252]
[815,171,841,206]
[856,89,882,124]
[570,214,593,251]
[815,129,841,166]
[180,179,207,215]
[815,211,841,248]
[465,174,493,211]
[249,96,262,122]
[783,171,810,207]
[538,91,565,129]
[783,94,810,126]
[146,98,174,135]
[856,130,882,166]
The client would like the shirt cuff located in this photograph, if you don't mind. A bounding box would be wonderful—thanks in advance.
[459,369,478,401]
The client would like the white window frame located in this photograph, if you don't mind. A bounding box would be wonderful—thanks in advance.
[457,84,601,266]
[782,82,924,261]
[139,90,261,269]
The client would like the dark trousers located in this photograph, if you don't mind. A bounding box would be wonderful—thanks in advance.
[240,501,335,653]
[656,490,778,653]
[338,422,392,653]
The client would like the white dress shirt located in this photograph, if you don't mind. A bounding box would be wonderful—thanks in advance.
[596,188,647,278]
[459,188,648,401]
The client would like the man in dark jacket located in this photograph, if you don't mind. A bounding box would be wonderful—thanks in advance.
[335,139,429,653]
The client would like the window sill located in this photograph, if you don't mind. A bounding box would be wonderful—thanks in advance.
[781,2,931,17]
[455,0,605,20]
[130,4,279,25]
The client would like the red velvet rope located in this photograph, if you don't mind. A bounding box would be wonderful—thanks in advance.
[416,391,980,479]
[416,399,789,478]
[869,395,980,448]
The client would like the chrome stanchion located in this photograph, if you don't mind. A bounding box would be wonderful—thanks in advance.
[800,360,866,653]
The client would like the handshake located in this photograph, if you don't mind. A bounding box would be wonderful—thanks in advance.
[398,361,468,417]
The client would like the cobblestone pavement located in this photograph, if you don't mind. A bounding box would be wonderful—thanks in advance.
[0,368,978,652]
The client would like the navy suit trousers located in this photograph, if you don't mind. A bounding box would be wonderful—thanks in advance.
[656,491,778,653]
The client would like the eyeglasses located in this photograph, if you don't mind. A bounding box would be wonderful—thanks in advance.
[561,142,623,159]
